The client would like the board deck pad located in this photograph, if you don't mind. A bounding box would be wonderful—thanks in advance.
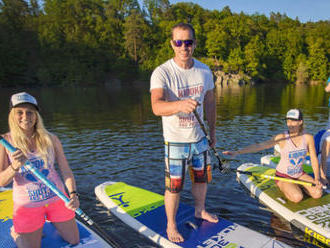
[237,163,330,247]
[0,189,112,248]
[96,181,292,248]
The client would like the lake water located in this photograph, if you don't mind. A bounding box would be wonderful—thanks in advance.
[0,82,328,248]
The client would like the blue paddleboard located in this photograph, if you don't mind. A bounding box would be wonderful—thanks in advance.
[95,181,292,248]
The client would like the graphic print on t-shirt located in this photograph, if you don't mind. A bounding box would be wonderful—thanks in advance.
[177,83,204,129]
[17,157,56,203]
[287,149,305,176]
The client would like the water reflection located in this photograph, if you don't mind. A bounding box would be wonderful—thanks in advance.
[0,82,328,248]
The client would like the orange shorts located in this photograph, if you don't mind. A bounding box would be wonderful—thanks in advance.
[13,199,75,233]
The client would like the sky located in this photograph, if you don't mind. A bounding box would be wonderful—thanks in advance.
[167,0,330,23]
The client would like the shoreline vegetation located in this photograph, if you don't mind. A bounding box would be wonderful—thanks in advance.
[0,1,329,87]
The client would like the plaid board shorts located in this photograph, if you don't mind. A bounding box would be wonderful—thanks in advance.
[164,137,212,193]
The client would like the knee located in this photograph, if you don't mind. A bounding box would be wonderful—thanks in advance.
[68,234,80,245]
[65,228,80,245]
[289,193,303,203]
[165,177,183,193]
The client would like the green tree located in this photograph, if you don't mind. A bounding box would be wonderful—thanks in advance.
[244,35,265,78]
[225,47,244,73]
[124,9,151,63]
[142,0,169,23]
[205,24,230,60]
[307,38,328,81]
[295,54,309,84]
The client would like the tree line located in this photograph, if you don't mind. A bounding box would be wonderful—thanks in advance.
[0,0,329,86]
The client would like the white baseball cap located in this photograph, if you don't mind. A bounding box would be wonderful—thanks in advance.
[286,109,303,120]
[10,92,38,110]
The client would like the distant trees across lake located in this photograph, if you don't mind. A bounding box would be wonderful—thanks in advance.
[0,0,329,86]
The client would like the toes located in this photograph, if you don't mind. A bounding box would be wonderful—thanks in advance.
[167,228,184,243]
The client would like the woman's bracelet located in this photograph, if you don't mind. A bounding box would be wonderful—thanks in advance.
[10,164,19,172]
[69,191,79,197]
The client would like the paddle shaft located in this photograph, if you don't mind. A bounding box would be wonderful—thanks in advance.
[193,110,224,167]
[0,136,122,248]
[234,168,326,188]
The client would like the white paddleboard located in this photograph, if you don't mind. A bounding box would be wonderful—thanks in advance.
[237,163,330,247]
[95,181,292,248]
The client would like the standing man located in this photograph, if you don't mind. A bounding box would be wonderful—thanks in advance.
[150,23,218,243]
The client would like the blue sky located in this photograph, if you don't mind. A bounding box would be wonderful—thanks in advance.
[167,0,330,23]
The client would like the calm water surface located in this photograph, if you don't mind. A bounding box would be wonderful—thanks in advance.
[0,82,328,248]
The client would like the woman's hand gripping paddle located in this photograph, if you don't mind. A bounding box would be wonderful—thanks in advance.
[193,110,231,173]
[0,136,124,248]
[235,167,329,193]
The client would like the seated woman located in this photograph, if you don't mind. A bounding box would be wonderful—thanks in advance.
[223,109,323,203]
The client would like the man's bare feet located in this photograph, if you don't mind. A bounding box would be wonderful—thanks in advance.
[10,226,19,241]
[195,210,218,223]
[167,224,184,243]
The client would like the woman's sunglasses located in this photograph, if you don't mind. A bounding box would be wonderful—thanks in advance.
[172,39,194,47]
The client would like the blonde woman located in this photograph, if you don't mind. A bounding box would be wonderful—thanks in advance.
[224,109,323,203]
[0,92,79,248]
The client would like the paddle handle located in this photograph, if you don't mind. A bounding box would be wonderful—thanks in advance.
[236,168,327,189]
[193,110,224,166]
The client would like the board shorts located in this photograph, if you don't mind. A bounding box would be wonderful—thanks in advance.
[13,198,75,233]
[275,170,307,186]
[164,137,212,193]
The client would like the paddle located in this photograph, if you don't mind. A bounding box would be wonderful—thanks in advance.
[234,167,326,187]
[193,109,231,173]
[0,136,123,248]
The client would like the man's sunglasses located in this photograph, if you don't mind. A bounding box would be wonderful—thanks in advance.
[172,39,194,47]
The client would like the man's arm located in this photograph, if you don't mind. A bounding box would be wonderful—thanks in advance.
[151,88,198,116]
[204,89,216,147]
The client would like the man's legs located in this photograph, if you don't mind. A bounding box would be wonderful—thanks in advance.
[192,183,218,222]
[164,142,187,242]
[190,146,218,223]
[164,190,184,242]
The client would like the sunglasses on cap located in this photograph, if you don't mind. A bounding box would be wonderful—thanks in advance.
[172,39,194,47]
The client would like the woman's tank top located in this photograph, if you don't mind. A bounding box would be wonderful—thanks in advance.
[276,131,307,178]
[6,134,66,208]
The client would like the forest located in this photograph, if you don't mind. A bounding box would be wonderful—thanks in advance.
[0,0,329,86]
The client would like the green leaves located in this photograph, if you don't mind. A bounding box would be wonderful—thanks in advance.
[0,1,328,86]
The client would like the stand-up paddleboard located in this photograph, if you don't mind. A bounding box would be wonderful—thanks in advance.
[236,163,330,247]
[0,188,112,248]
[95,181,292,248]
[261,154,313,174]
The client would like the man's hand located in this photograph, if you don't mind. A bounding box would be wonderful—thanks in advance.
[179,99,198,114]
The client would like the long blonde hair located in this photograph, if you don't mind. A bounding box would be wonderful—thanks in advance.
[8,108,54,168]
